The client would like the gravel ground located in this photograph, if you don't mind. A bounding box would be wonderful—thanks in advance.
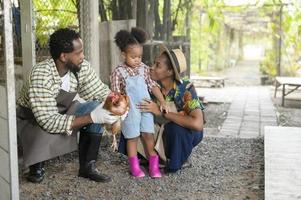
[14,58,301,199]
[203,102,230,136]
[19,102,265,200]
[272,100,301,127]
[19,136,264,200]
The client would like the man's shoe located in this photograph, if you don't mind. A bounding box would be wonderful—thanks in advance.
[27,163,45,183]
[78,160,111,183]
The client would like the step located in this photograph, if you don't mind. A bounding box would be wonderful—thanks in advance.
[265,126,301,200]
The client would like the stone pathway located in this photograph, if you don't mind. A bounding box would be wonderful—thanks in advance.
[197,86,277,138]
[195,59,278,139]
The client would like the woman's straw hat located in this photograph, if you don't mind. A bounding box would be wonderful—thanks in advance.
[160,44,187,82]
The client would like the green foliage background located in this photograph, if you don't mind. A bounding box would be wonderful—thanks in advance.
[33,0,78,47]
[32,0,301,76]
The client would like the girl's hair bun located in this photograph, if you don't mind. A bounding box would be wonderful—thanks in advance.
[114,30,131,51]
[131,27,148,44]
[114,27,148,51]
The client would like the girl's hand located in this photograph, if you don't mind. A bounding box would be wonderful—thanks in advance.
[137,99,161,116]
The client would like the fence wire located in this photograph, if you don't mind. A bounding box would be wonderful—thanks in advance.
[79,0,91,62]
[33,0,79,61]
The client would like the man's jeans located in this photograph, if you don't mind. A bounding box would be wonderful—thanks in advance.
[75,101,103,135]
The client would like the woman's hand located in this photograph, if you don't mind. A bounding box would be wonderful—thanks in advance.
[137,99,161,116]
[159,101,170,113]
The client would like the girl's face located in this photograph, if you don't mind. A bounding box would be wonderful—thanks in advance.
[122,44,143,68]
[151,54,173,81]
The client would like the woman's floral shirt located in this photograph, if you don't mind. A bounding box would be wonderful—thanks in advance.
[159,78,205,113]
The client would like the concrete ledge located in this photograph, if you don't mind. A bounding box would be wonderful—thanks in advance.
[265,126,301,200]
[191,76,225,88]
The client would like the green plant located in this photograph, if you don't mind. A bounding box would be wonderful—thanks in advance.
[284,63,301,76]
[33,0,79,47]
[260,49,277,77]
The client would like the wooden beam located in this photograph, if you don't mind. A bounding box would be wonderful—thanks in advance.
[3,0,20,199]
[79,0,100,76]
[20,0,36,79]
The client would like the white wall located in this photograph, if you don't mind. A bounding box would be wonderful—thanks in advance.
[99,19,136,85]
[1,0,20,198]
[0,85,11,200]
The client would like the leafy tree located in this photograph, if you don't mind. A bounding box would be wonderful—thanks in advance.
[33,0,79,47]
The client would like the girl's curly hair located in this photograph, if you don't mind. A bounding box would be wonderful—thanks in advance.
[114,27,148,52]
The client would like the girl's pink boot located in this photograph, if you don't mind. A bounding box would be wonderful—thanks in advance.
[128,156,145,178]
[149,155,162,178]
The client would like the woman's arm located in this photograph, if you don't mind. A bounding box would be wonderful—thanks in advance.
[138,100,204,131]
[163,109,204,131]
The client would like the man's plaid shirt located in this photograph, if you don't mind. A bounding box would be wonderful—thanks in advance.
[17,59,110,134]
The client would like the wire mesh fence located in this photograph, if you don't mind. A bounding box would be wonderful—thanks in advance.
[79,0,93,63]
[33,0,79,61]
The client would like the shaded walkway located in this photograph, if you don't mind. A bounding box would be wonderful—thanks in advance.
[223,60,261,86]
[195,59,277,138]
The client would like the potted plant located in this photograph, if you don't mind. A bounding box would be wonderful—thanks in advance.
[259,50,277,85]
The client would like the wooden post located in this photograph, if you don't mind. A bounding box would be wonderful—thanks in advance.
[154,0,161,39]
[20,0,36,79]
[1,0,20,199]
[238,30,243,60]
[136,0,148,29]
[277,5,283,76]
[163,0,171,42]
[282,84,285,106]
[148,0,155,38]
[79,0,100,76]
[198,10,203,71]
[131,0,137,19]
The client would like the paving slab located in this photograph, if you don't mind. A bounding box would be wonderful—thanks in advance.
[199,86,277,138]
[265,126,301,200]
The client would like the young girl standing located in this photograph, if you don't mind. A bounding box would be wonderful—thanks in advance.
[110,27,166,178]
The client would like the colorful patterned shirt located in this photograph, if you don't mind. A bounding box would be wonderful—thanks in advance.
[160,79,205,113]
[17,58,110,134]
[110,62,158,94]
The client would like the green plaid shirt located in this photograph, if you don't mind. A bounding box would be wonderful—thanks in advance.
[17,59,110,134]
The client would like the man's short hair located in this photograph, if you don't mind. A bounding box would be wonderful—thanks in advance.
[49,28,81,60]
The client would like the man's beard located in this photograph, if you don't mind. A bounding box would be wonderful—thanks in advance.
[66,60,81,73]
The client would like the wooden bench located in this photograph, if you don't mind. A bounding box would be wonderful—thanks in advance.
[265,126,301,200]
[274,76,301,106]
[191,76,225,88]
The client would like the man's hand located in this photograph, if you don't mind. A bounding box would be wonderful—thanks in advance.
[90,103,119,124]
